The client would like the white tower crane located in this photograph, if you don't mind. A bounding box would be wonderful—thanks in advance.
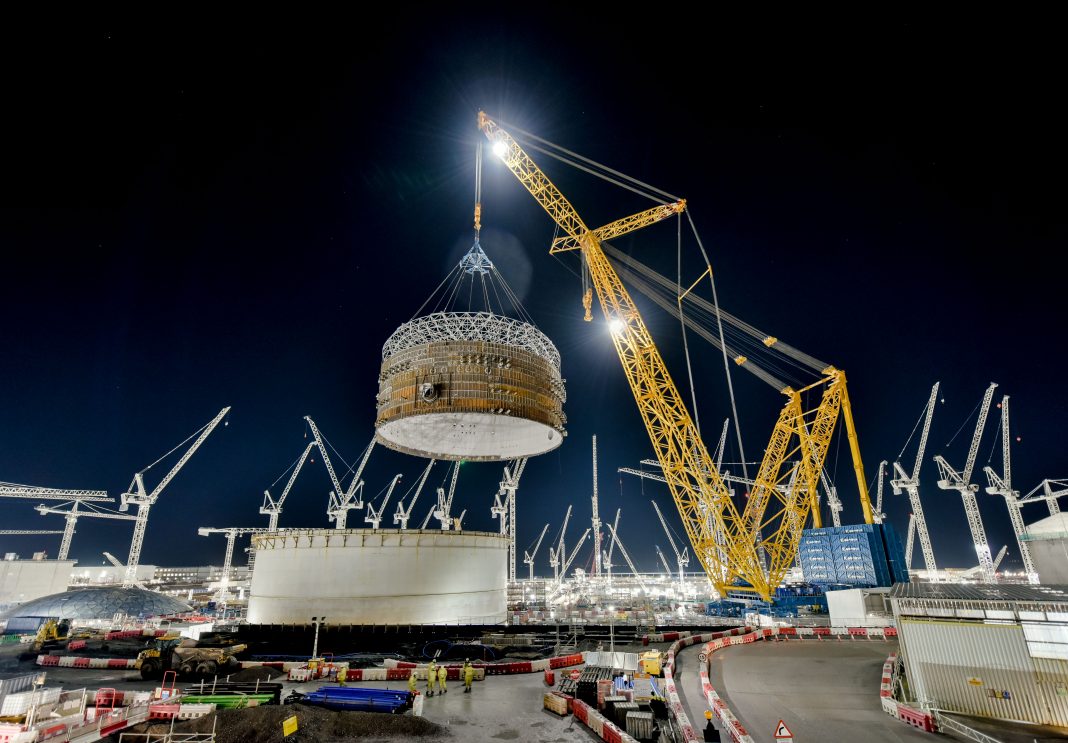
[0,484,109,501]
[197,527,269,607]
[602,509,621,585]
[103,552,124,567]
[523,523,550,581]
[120,407,230,587]
[36,502,138,561]
[491,458,528,581]
[1022,479,1066,516]
[983,396,1039,584]
[604,521,648,594]
[934,382,998,583]
[904,514,916,571]
[260,442,316,531]
[0,530,62,536]
[548,505,573,583]
[365,474,403,529]
[818,469,844,528]
[560,528,591,580]
[655,545,672,576]
[394,460,436,529]
[304,417,375,529]
[591,436,602,577]
[872,461,888,524]
[434,462,461,530]
[891,383,941,573]
[651,500,689,592]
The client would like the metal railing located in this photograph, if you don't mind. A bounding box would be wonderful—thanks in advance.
[933,711,1006,743]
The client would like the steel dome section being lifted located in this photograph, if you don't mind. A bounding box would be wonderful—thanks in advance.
[376,311,566,461]
[374,234,566,462]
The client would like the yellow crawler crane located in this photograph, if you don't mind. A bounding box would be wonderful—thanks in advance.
[479,112,873,600]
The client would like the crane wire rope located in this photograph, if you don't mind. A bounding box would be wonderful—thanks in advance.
[943,394,984,451]
[677,213,703,438]
[137,414,223,475]
[895,394,934,462]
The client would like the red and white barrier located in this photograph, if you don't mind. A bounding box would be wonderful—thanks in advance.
[36,655,137,670]
[875,652,937,733]
[384,653,582,677]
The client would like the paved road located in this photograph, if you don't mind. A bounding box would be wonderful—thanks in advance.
[676,638,932,743]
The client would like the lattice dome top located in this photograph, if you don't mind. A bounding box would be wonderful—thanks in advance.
[382,312,561,370]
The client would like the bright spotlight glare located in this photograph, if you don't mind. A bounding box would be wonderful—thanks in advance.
[608,318,625,334]
[492,140,508,158]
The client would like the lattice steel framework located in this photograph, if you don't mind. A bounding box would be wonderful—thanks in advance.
[383,312,560,369]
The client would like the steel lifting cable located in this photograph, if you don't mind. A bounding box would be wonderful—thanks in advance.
[944,395,984,451]
[896,398,931,461]
[138,417,217,475]
[677,214,703,437]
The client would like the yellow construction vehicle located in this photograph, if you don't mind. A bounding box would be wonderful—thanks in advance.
[136,637,246,679]
[478,112,874,601]
[32,618,71,652]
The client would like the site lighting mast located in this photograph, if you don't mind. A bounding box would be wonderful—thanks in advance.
[983,396,1038,584]
[890,383,941,573]
[934,383,998,583]
[260,442,316,531]
[120,407,230,588]
[523,523,550,581]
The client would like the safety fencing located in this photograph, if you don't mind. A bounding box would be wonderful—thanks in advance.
[104,629,171,641]
[385,653,584,676]
[877,651,939,733]
[646,625,896,645]
[36,655,138,669]
[572,698,640,743]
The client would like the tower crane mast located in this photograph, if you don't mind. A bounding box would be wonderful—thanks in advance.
[591,436,602,576]
[604,521,648,593]
[434,462,461,530]
[120,407,230,588]
[491,458,528,580]
[395,460,436,529]
[523,523,550,581]
[548,505,573,583]
[479,112,872,600]
[983,396,1038,583]
[602,508,621,584]
[891,383,940,573]
[365,474,403,529]
[197,527,269,607]
[260,442,315,531]
[934,383,998,583]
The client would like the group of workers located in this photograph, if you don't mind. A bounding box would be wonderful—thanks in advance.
[407,659,476,696]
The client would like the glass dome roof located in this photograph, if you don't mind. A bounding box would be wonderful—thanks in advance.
[1,586,191,622]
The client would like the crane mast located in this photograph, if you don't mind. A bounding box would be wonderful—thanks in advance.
[197,527,268,607]
[395,460,436,529]
[904,514,917,571]
[120,407,230,587]
[36,502,137,561]
[480,111,870,600]
[872,461,888,524]
[366,474,403,529]
[548,505,573,582]
[434,462,461,530]
[602,508,621,584]
[524,522,550,581]
[491,458,528,580]
[605,521,648,593]
[983,396,1038,583]
[890,383,940,573]
[934,383,998,583]
[261,442,315,531]
[591,436,602,576]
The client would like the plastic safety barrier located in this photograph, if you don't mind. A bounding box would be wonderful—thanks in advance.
[572,699,640,743]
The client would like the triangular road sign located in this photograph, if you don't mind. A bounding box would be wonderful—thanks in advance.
[774,719,794,738]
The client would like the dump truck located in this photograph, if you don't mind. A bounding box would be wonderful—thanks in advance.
[136,636,246,679]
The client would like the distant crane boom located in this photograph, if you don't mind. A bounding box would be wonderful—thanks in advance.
[904,514,916,571]
[561,528,590,579]
[872,460,888,524]
[434,462,461,530]
[523,523,550,581]
[260,442,316,531]
[1021,478,1066,515]
[605,521,648,593]
[395,460,436,530]
[365,474,403,529]
[119,406,230,587]
[0,484,109,501]
[197,526,269,606]
[36,501,137,561]
[890,383,940,573]
[983,396,1038,583]
[934,383,998,583]
[602,509,621,583]
[305,417,376,528]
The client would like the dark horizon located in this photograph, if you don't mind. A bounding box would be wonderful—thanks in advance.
[2,18,1065,578]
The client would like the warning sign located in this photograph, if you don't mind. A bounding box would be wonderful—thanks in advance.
[282,715,299,737]
[774,719,794,740]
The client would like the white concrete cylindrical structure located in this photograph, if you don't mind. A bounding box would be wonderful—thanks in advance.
[247,529,508,625]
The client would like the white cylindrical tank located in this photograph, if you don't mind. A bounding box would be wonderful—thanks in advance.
[247,529,508,625]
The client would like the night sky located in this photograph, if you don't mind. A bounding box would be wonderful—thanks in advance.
[2,19,1065,577]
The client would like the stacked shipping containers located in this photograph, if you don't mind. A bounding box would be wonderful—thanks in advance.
[798,524,909,588]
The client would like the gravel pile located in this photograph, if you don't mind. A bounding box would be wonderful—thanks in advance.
[110,703,447,742]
